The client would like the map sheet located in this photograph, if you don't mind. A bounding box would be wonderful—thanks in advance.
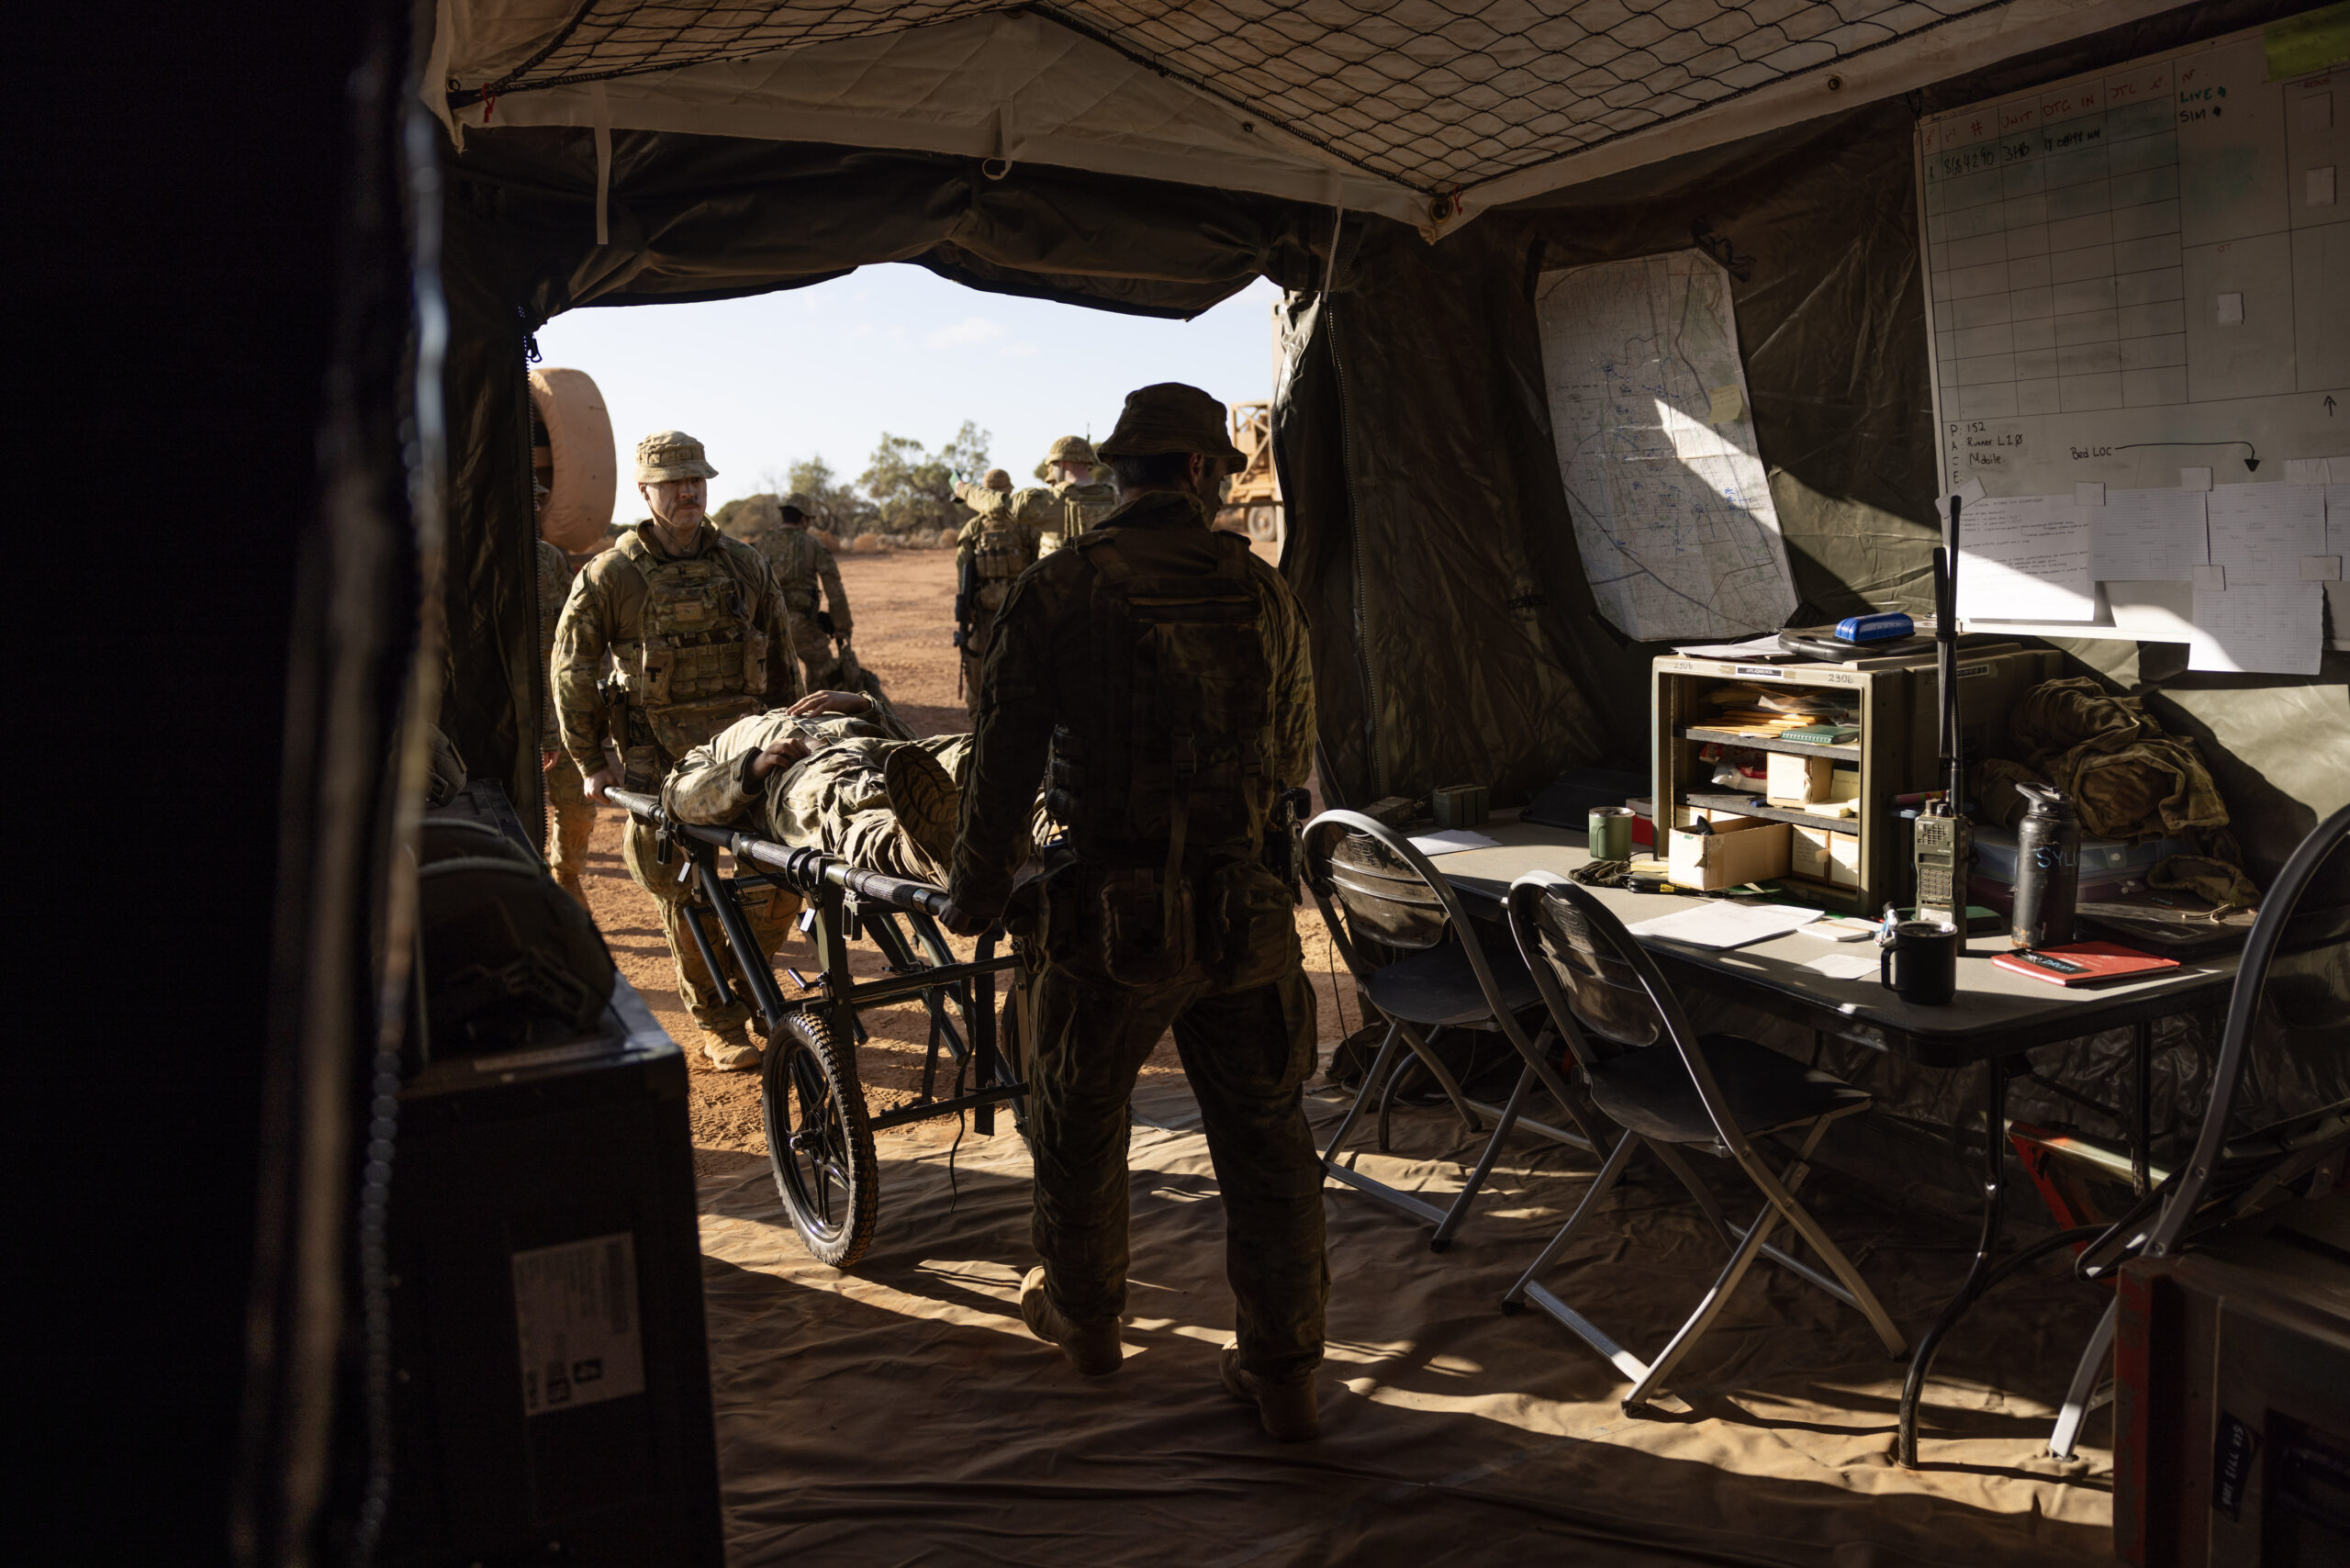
[1535,250,1797,644]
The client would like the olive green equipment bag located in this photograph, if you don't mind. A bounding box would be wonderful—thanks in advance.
[416,817,615,1055]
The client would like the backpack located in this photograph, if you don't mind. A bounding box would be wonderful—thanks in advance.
[416,817,616,1056]
[1046,530,1288,986]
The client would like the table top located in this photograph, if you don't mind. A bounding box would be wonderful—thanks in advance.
[1427,816,2241,1069]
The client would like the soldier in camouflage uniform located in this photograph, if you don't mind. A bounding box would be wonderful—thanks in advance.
[753,495,853,691]
[950,467,1041,718]
[976,435,1119,555]
[554,430,807,1071]
[537,517,599,908]
[941,385,1326,1441]
[662,689,968,881]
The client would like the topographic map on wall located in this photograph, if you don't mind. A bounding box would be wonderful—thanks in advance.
[1536,250,1797,644]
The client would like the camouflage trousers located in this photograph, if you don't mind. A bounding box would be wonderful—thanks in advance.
[1025,955,1326,1385]
[543,754,598,907]
[763,733,970,884]
[621,813,801,1036]
[790,614,846,692]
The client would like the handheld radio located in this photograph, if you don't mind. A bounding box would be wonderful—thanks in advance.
[1912,499,1971,934]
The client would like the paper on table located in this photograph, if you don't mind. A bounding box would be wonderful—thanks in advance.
[1407,828,1503,856]
[1672,633,1787,658]
[1627,902,1825,949]
[2188,580,2325,676]
[1954,494,2095,621]
[1801,952,1884,981]
[2091,487,2207,580]
[2206,485,2326,585]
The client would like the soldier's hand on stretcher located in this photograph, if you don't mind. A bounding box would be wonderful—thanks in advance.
[935,900,987,938]
[786,689,874,718]
[748,736,813,780]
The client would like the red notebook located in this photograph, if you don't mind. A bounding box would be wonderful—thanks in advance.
[1994,942,2181,987]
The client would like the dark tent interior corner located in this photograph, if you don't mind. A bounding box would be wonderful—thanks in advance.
[29,2,2350,1564]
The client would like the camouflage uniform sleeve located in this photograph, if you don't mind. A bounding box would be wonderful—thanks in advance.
[1009,486,1061,532]
[535,541,569,751]
[816,541,850,641]
[663,721,764,825]
[747,548,805,706]
[552,563,616,778]
[947,570,1061,921]
[1254,559,1316,791]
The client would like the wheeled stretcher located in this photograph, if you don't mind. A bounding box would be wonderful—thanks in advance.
[610,789,1031,1268]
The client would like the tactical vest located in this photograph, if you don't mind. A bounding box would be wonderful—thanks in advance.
[610,531,768,758]
[1046,529,1274,863]
[972,521,1034,613]
[757,528,821,613]
[1046,479,1118,549]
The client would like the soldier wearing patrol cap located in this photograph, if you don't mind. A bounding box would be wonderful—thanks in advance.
[752,491,854,690]
[553,430,807,1070]
[941,384,1326,1441]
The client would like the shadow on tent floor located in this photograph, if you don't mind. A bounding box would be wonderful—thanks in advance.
[694,1076,2116,1566]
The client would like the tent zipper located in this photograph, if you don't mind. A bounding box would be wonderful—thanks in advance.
[1325,302,1381,797]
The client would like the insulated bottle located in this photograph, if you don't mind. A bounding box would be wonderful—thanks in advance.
[2010,782,2080,950]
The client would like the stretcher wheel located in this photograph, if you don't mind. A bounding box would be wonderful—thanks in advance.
[760,1011,878,1268]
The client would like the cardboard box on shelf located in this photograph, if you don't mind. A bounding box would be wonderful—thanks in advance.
[1765,752,1834,805]
[1791,823,1861,889]
[1667,815,1792,890]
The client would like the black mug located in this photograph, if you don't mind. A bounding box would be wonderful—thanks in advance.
[1880,920,1961,1005]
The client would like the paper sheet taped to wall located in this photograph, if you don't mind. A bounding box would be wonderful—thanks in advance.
[2090,488,2208,580]
[2188,579,2325,675]
[1535,250,1797,643]
[2207,485,2326,585]
[1953,494,2095,621]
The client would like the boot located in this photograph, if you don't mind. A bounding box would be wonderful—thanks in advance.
[1220,1344,1320,1441]
[1019,1265,1122,1376]
[700,1025,760,1072]
[882,743,962,879]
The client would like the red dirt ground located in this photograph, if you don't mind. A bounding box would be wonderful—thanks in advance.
[558,544,1353,1175]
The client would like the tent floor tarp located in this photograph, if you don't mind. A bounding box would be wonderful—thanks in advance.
[694,1073,2116,1565]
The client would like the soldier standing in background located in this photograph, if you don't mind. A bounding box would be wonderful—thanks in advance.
[950,467,1039,719]
[941,385,1326,1441]
[554,431,806,1071]
[980,435,1119,554]
[755,495,853,691]
[535,482,598,908]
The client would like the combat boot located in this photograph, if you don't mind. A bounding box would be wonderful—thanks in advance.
[881,744,962,879]
[1019,1265,1122,1376]
[701,1025,760,1072]
[1220,1344,1320,1441]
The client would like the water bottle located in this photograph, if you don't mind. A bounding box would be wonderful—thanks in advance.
[2011,782,2080,949]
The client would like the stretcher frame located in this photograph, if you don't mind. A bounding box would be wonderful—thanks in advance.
[610,789,1030,1268]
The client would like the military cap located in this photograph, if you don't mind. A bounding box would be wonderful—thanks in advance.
[1096,385,1246,467]
[633,429,719,483]
[983,468,1013,492]
[1045,434,1096,467]
[778,500,806,522]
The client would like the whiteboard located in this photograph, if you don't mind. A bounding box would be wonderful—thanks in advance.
[1916,20,2350,649]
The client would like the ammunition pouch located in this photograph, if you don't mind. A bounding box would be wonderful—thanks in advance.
[1200,857,1296,991]
[1092,865,1193,986]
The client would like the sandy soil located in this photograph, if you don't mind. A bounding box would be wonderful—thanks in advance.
[560,544,1353,1175]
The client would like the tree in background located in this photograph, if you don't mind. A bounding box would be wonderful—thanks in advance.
[784,457,875,538]
[860,421,990,536]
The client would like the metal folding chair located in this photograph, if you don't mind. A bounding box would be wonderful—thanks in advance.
[2039,801,2350,1460]
[1500,872,1907,1411]
[1303,811,1603,1249]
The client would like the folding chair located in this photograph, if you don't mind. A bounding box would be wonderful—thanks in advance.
[1501,872,1907,1411]
[2037,801,2350,1460]
[1303,811,1604,1249]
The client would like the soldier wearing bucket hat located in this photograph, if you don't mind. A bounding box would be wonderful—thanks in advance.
[941,382,1326,1441]
[553,429,807,1071]
[971,432,1117,554]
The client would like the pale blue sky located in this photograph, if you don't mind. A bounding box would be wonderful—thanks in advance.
[534,266,1284,521]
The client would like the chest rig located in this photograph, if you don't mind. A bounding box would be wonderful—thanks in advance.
[758,528,820,611]
[610,531,768,757]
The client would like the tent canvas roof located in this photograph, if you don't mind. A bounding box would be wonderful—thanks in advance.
[431,0,2188,233]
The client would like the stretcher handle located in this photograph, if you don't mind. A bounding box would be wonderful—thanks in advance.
[602,790,953,919]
